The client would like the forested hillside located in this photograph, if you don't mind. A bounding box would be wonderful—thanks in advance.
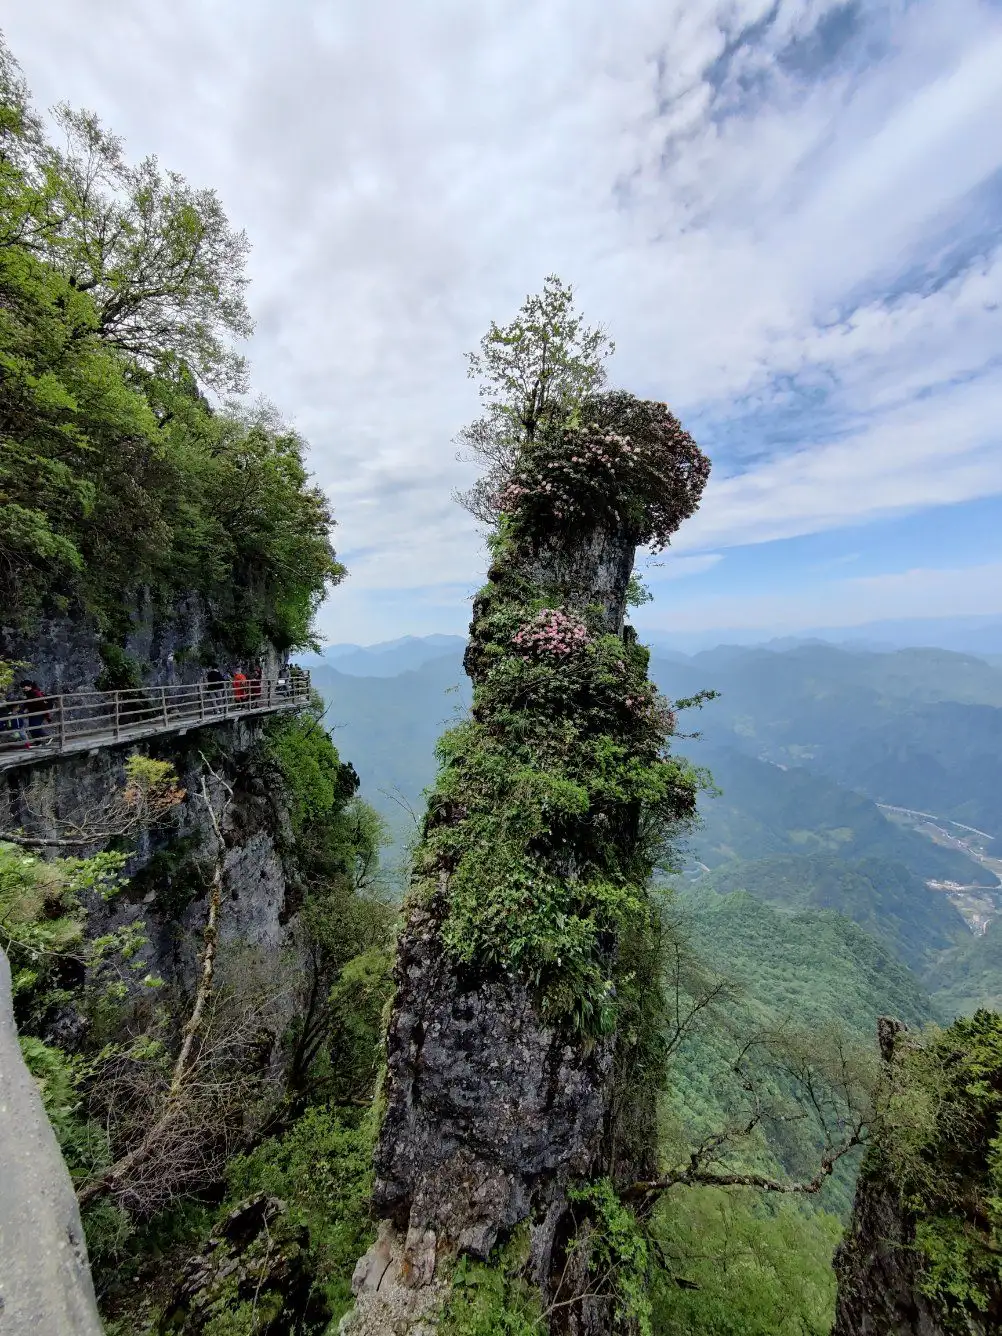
[647,643,1002,849]
[690,855,969,973]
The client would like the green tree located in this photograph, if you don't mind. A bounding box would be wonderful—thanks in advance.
[42,104,252,392]
[651,1189,840,1336]
[265,712,394,1102]
[0,38,342,645]
[456,274,614,520]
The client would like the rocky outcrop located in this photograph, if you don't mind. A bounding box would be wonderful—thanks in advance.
[832,1160,956,1336]
[158,1195,325,1333]
[344,393,709,1335]
[833,1014,1000,1336]
[1,588,285,694]
[0,715,298,995]
[0,945,103,1335]
[372,898,613,1280]
[345,528,638,1335]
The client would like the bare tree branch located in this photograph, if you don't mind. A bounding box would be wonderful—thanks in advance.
[625,1125,867,1202]
[77,760,235,1209]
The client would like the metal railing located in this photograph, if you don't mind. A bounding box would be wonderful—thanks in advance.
[0,674,311,769]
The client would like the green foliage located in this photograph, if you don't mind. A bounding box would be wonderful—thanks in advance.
[0,38,252,393]
[626,573,654,607]
[569,1180,654,1335]
[0,40,342,646]
[650,1189,841,1336]
[874,1010,1002,1329]
[96,643,144,690]
[0,840,152,1023]
[321,947,395,1102]
[18,1035,111,1183]
[679,888,936,1037]
[661,888,926,1215]
[225,1106,377,1324]
[457,274,614,522]
[264,711,396,1102]
[266,711,361,838]
[267,709,390,892]
[81,1199,137,1272]
[413,589,708,1028]
[441,1230,546,1336]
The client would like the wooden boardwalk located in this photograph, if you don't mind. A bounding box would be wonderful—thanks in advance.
[0,676,311,772]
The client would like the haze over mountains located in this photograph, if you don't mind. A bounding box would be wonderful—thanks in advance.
[310,630,1002,1025]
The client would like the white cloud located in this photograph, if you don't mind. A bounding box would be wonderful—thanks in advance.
[5,0,1002,640]
[674,370,1002,552]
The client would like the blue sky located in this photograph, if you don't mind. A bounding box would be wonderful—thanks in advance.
[7,0,1002,644]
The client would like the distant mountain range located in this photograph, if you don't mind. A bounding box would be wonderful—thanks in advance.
[308,632,1002,1019]
[302,616,1002,674]
[310,635,1002,877]
[300,635,466,678]
[641,615,1002,658]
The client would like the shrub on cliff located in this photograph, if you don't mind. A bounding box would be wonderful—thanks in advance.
[869,1011,1002,1329]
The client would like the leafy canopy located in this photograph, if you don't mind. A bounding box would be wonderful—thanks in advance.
[0,36,342,649]
[456,274,614,521]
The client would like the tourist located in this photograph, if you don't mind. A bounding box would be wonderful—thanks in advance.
[232,667,248,704]
[0,694,25,749]
[206,665,226,712]
[20,680,52,747]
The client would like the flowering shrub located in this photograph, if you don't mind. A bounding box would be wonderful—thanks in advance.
[499,391,710,551]
[413,567,707,1029]
[512,609,590,658]
[407,389,711,1032]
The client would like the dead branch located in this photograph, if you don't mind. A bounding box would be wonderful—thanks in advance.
[1,755,184,849]
[77,761,234,1209]
[625,1125,866,1203]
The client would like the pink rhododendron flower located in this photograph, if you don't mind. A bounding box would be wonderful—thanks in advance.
[513,609,591,658]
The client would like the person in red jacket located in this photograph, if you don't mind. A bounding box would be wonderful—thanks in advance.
[232,668,248,704]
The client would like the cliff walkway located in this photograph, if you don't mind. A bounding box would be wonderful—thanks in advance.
[0,675,311,772]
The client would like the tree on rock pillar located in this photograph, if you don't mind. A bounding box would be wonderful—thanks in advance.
[343,280,711,1336]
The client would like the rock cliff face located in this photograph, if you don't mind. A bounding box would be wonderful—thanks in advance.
[1,590,284,694]
[832,1160,956,1336]
[833,1014,1001,1336]
[344,393,709,1335]
[1,716,298,996]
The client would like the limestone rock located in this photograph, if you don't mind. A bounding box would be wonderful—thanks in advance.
[832,1161,963,1336]
[340,1221,449,1336]
[373,900,612,1279]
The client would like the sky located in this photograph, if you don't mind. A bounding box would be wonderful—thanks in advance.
[7,1,1002,646]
